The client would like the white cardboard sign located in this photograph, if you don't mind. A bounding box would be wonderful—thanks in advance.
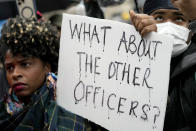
[57,13,173,131]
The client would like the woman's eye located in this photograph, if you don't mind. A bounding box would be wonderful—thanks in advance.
[6,65,14,72]
[154,16,163,21]
[21,62,31,67]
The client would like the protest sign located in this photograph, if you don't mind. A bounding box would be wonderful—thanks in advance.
[57,13,173,131]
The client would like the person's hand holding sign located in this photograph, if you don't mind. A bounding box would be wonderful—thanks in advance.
[129,10,157,37]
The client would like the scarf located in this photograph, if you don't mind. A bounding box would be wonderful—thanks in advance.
[0,73,57,130]
[0,72,86,131]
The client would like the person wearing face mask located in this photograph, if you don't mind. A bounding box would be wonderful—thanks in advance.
[130,0,190,58]
[144,0,192,58]
[130,0,196,131]
[169,1,196,131]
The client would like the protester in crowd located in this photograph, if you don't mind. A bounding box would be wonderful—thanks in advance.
[0,17,86,131]
[130,0,191,58]
[0,10,44,100]
[130,0,196,130]
[130,0,189,35]
[169,1,196,130]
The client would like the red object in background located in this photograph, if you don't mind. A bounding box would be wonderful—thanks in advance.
[36,10,42,19]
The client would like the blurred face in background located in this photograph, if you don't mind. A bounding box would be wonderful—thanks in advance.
[171,0,196,21]
[150,9,189,27]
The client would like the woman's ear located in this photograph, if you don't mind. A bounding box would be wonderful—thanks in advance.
[44,63,51,73]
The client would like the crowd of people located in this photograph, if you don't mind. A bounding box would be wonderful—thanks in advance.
[0,0,196,131]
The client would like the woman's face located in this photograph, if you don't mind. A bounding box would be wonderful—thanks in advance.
[171,0,196,20]
[4,50,51,98]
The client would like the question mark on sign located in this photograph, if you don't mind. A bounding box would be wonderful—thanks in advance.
[153,106,160,125]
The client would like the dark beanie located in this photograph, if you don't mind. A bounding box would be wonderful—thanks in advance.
[143,0,178,15]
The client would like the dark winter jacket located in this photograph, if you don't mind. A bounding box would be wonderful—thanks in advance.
[164,34,196,131]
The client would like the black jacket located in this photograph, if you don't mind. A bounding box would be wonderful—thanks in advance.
[164,34,196,131]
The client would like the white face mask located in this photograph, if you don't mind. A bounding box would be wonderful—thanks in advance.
[156,22,190,57]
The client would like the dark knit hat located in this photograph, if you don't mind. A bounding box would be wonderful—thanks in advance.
[143,0,178,15]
